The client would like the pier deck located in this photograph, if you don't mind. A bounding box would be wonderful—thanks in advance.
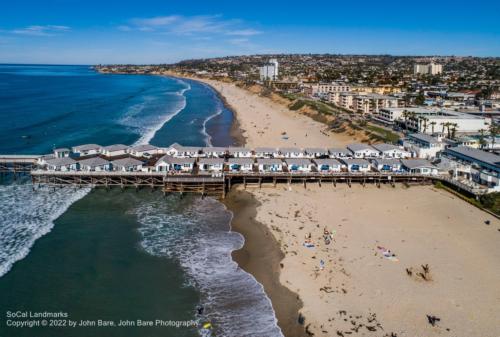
[27,170,465,198]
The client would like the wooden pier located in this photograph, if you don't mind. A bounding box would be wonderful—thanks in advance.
[27,170,454,199]
[31,171,226,198]
[0,155,40,174]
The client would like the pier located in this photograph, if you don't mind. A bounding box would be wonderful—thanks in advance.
[1,142,488,198]
[26,170,457,199]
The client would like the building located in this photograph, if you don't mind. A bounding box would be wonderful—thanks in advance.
[414,63,443,75]
[45,157,78,171]
[371,158,402,172]
[371,143,411,158]
[279,148,306,158]
[304,147,329,158]
[112,157,144,172]
[254,147,280,158]
[257,159,283,172]
[328,148,352,159]
[378,107,489,135]
[343,159,371,172]
[353,93,399,114]
[72,144,101,156]
[78,157,111,171]
[226,158,254,172]
[155,156,195,172]
[166,144,202,158]
[347,144,380,158]
[53,148,70,158]
[203,147,227,158]
[101,144,130,157]
[198,158,225,172]
[314,159,343,172]
[443,146,500,191]
[401,159,438,175]
[259,59,279,81]
[227,147,252,158]
[305,82,350,96]
[403,133,445,159]
[285,158,315,172]
[129,144,162,158]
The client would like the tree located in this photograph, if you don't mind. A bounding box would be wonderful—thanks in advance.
[415,92,425,105]
[489,123,499,149]
[450,123,458,139]
[430,121,437,134]
[478,129,487,149]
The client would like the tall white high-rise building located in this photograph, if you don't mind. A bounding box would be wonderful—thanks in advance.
[260,59,279,81]
[414,63,443,75]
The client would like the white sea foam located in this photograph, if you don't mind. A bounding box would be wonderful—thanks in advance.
[0,183,90,277]
[133,79,191,146]
[134,197,284,337]
[201,106,223,146]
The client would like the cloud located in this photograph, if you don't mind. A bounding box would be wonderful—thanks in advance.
[121,14,260,37]
[226,29,262,36]
[11,25,70,36]
[131,15,180,27]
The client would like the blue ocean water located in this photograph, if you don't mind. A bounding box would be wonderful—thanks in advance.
[0,65,282,337]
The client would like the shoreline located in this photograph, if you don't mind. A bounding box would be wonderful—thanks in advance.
[223,190,306,337]
[175,74,500,337]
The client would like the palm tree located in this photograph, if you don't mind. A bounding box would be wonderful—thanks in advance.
[430,121,437,134]
[489,123,499,149]
[478,129,487,149]
[450,123,458,139]
[421,117,429,133]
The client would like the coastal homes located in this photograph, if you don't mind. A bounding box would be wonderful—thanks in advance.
[254,147,279,158]
[227,147,252,158]
[155,155,195,173]
[226,158,254,172]
[257,159,284,172]
[403,133,444,159]
[314,159,343,172]
[166,143,202,158]
[78,157,111,172]
[203,147,227,158]
[401,159,438,175]
[53,148,71,158]
[304,147,329,158]
[285,158,315,172]
[343,158,371,172]
[328,148,352,159]
[371,143,411,159]
[443,146,500,190]
[371,158,402,172]
[347,143,380,158]
[197,158,225,173]
[111,157,144,172]
[129,144,162,158]
[72,144,101,156]
[101,144,129,157]
[45,157,78,171]
[279,147,306,158]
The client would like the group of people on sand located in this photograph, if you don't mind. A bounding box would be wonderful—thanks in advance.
[303,227,336,248]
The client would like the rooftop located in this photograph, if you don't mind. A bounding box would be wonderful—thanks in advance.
[445,146,500,168]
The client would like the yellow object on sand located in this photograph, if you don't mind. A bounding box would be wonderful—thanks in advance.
[203,322,212,329]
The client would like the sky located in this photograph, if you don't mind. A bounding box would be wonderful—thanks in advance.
[0,0,499,64]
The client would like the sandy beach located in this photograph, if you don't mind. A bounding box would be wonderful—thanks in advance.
[190,76,500,337]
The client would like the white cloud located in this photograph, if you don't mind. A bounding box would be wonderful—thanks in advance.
[121,14,260,37]
[226,29,262,36]
[11,25,70,36]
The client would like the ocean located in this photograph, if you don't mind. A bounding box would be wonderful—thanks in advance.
[0,65,283,337]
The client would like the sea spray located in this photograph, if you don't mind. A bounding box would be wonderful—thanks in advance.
[134,197,284,337]
[0,183,90,277]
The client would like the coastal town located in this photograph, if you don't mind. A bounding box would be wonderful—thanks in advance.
[95,55,500,201]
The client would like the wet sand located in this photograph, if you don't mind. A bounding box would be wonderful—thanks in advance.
[224,190,305,337]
